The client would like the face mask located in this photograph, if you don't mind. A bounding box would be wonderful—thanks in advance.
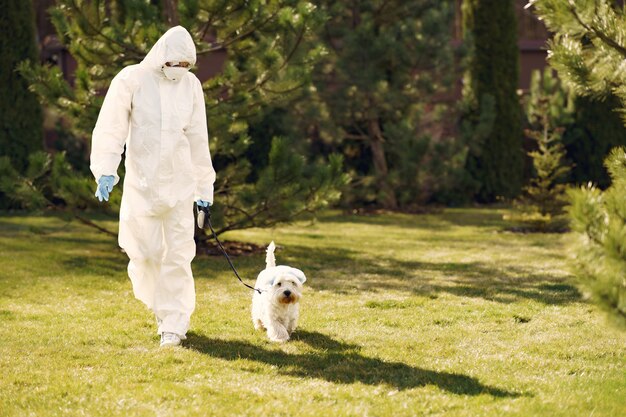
[161,65,189,81]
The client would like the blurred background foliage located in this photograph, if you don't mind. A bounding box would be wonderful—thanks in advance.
[2,0,626,323]
[505,68,573,233]
[462,0,524,202]
[0,0,43,180]
[3,0,625,217]
[16,0,348,235]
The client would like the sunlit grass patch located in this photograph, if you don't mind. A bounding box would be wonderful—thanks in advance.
[0,208,624,416]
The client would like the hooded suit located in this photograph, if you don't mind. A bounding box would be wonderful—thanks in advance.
[90,26,215,337]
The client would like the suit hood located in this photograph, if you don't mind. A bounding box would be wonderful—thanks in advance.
[141,26,196,69]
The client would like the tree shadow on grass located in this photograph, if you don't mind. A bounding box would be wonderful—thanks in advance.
[319,208,508,230]
[291,329,362,351]
[61,254,127,277]
[383,259,582,305]
[279,245,582,305]
[185,330,522,397]
[319,212,453,231]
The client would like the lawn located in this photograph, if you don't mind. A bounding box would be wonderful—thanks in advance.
[0,208,624,416]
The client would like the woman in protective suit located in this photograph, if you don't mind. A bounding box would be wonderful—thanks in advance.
[90,26,216,347]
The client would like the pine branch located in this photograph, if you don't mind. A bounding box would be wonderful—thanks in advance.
[565,0,626,58]
[67,0,146,59]
[196,9,281,54]
[70,211,117,237]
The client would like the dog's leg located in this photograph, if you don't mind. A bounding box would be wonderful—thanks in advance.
[251,294,264,330]
[266,321,290,342]
[254,318,265,331]
[286,305,299,335]
[286,317,297,335]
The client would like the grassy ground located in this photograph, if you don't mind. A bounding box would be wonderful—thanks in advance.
[0,208,624,416]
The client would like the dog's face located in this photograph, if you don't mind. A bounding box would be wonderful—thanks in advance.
[269,274,303,305]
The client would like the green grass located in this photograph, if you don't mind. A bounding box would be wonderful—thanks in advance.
[0,208,624,416]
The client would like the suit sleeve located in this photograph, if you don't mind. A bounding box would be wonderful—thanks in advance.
[89,69,132,185]
[186,77,216,203]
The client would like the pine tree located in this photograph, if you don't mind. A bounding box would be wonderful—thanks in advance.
[19,0,347,236]
[0,0,43,174]
[507,69,574,232]
[531,0,626,324]
[567,148,626,323]
[463,0,524,202]
[291,0,458,209]
[0,151,117,235]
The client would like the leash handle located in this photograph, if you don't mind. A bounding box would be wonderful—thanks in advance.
[197,205,263,294]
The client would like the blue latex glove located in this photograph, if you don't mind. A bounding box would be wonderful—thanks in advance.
[196,199,211,208]
[95,175,115,202]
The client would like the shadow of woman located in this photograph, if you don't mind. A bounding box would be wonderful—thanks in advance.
[186,330,523,398]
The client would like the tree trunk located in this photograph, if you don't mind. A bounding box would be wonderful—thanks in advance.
[368,119,398,209]
[162,0,179,26]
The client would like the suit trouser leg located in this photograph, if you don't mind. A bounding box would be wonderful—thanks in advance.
[119,200,196,338]
[120,211,163,311]
[154,200,196,337]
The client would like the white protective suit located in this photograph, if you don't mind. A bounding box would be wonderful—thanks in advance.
[90,26,216,337]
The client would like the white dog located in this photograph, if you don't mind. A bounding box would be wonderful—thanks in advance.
[252,241,306,342]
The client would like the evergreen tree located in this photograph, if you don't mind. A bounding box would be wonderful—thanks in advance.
[291,0,459,209]
[20,0,346,235]
[463,0,524,202]
[0,0,43,174]
[567,148,626,323]
[531,0,626,324]
[0,151,117,235]
[507,69,573,232]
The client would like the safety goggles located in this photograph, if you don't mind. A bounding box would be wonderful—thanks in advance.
[165,61,191,68]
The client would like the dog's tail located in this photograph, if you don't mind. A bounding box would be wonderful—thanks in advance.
[265,241,276,268]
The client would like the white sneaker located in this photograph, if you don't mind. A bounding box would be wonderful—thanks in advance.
[160,332,182,347]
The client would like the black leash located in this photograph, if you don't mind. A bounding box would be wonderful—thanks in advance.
[197,205,263,294]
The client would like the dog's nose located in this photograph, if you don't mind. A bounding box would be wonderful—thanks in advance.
[284,290,291,297]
